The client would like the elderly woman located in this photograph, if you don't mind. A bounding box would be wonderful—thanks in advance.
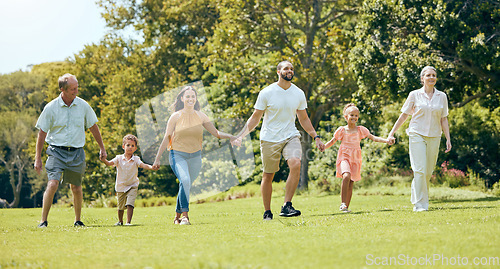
[387,66,452,212]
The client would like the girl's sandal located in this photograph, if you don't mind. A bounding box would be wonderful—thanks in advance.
[179,216,191,225]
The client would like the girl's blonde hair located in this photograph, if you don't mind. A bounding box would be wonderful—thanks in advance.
[343,103,358,115]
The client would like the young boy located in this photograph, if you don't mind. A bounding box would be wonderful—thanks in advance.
[100,134,156,225]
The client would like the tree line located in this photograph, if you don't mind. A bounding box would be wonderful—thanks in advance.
[0,0,498,207]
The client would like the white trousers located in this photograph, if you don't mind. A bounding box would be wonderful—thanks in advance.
[408,132,441,210]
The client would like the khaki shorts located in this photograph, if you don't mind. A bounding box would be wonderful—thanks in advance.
[260,136,302,173]
[117,187,138,210]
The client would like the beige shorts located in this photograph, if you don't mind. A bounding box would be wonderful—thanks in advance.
[260,136,302,173]
[117,187,138,210]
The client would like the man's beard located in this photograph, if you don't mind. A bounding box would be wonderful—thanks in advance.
[281,72,294,81]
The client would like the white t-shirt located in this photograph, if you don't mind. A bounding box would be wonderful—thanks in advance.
[254,82,307,142]
[401,87,449,137]
[111,155,143,192]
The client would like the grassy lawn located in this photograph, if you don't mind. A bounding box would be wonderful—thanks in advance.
[1,187,499,269]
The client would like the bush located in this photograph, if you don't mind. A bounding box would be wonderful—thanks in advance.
[135,196,176,207]
[490,182,500,197]
[434,161,468,188]
[308,178,341,195]
[195,182,262,203]
[445,103,499,187]
[88,194,116,208]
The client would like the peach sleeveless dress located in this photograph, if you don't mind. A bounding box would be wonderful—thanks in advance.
[334,126,370,181]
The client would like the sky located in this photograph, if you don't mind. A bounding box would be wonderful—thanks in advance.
[0,0,108,74]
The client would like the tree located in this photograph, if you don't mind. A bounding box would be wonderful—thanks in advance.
[0,71,45,207]
[69,0,222,198]
[444,102,500,187]
[350,0,499,109]
[348,0,499,188]
[0,113,35,207]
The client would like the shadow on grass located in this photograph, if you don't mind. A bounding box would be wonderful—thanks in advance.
[430,205,497,211]
[85,224,145,228]
[431,196,500,204]
[309,209,394,217]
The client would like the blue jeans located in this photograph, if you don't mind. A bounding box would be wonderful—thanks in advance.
[169,150,202,213]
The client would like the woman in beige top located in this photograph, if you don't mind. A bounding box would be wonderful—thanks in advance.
[153,86,235,224]
[387,66,452,212]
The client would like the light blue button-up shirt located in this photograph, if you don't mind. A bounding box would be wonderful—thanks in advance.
[35,94,98,148]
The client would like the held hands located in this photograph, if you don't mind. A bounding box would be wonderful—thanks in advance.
[231,136,243,147]
[152,160,161,170]
[387,136,396,146]
[315,138,325,152]
[229,135,238,146]
[99,149,107,161]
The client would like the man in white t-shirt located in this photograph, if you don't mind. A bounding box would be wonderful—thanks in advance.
[233,61,325,220]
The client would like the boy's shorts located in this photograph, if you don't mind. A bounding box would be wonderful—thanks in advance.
[117,187,138,210]
[45,146,86,186]
[260,136,302,173]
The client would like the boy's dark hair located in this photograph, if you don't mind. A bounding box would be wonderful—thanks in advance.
[122,134,138,146]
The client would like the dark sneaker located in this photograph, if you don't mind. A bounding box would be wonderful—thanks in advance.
[74,221,85,227]
[37,221,48,228]
[115,222,123,226]
[263,210,273,220]
[279,202,301,217]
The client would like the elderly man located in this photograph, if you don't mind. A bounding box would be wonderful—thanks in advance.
[34,73,107,227]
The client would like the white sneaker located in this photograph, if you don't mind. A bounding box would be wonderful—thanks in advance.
[413,207,427,212]
[125,223,132,226]
[339,203,351,213]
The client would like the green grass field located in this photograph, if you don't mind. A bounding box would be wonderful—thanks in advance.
[1,186,499,269]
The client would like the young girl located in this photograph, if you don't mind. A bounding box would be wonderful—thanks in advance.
[325,103,390,212]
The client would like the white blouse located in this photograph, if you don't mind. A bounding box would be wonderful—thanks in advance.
[401,87,449,137]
